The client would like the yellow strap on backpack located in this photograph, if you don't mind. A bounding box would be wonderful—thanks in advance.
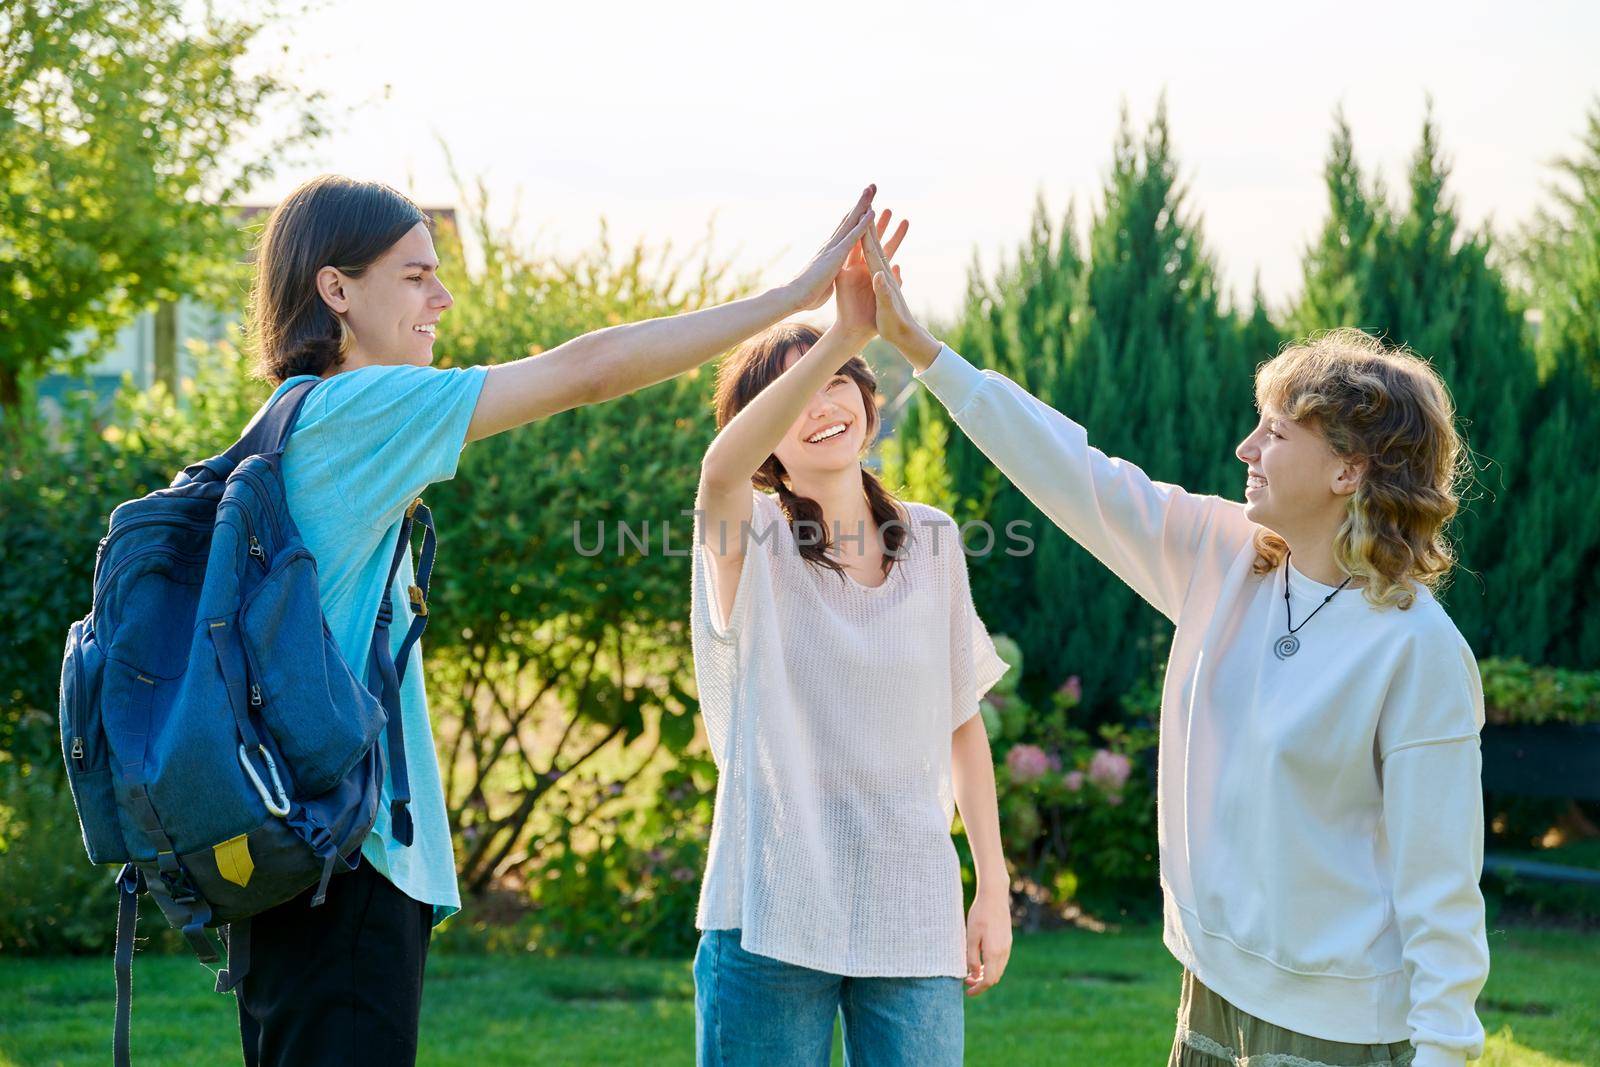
[214,834,254,887]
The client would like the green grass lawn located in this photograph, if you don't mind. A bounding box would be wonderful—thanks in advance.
[1,923,1595,1066]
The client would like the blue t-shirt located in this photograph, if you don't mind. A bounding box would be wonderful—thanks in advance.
[268,362,489,924]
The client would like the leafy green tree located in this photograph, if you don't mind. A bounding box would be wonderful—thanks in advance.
[418,205,751,896]
[1373,113,1540,656]
[0,0,321,414]
[1240,278,1285,366]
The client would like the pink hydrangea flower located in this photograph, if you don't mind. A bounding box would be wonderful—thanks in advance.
[1088,749,1131,792]
[1005,743,1051,783]
[1059,675,1083,703]
[1063,770,1085,792]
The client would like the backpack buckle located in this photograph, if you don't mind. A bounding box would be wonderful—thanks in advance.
[408,584,428,616]
[157,861,199,905]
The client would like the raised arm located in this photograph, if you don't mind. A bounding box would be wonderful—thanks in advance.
[697,210,908,626]
[872,266,1245,623]
[465,186,879,442]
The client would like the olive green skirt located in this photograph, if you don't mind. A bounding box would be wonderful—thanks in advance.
[1169,970,1416,1067]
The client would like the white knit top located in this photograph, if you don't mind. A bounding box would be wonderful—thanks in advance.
[917,345,1489,1067]
[689,488,1009,978]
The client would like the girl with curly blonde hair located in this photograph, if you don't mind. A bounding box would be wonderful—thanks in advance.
[874,250,1489,1067]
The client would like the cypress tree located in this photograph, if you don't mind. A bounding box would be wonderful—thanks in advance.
[1292,109,1544,656]
[887,102,1256,712]
[1510,100,1600,667]
[1289,111,1381,338]
[1241,277,1286,366]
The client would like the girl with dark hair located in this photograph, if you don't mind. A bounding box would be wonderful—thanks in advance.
[689,212,1012,1066]
[870,259,1490,1067]
[237,174,877,1067]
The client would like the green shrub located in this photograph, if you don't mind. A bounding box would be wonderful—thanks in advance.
[0,757,119,954]
[437,757,715,957]
[1480,657,1600,726]
[977,637,1160,925]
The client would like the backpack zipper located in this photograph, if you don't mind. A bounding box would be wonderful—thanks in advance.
[229,465,283,523]
[65,619,94,772]
[238,607,265,709]
[216,497,269,570]
[218,471,277,570]
[99,512,215,544]
[93,514,212,587]
[236,546,316,714]
[95,545,208,599]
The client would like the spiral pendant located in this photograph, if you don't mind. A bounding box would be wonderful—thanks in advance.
[1274,634,1301,660]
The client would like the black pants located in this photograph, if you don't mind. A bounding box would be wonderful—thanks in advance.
[237,861,432,1067]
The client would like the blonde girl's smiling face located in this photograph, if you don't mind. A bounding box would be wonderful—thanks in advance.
[771,346,871,479]
[1234,406,1363,533]
[319,221,453,369]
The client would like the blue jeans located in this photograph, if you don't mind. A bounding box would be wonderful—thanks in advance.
[693,929,964,1067]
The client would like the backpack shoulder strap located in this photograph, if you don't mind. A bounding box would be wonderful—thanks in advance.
[365,497,437,848]
[226,379,320,462]
[172,379,320,488]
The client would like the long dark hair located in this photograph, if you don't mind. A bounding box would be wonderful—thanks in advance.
[713,322,907,579]
[249,175,427,383]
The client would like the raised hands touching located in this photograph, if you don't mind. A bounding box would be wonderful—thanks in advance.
[789,190,939,365]
[786,185,879,313]
[834,209,909,339]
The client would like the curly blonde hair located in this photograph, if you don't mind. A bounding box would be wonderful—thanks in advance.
[1250,328,1470,610]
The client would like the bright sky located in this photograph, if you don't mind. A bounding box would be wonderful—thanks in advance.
[240,0,1599,323]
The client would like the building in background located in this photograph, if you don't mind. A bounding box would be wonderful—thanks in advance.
[36,206,457,421]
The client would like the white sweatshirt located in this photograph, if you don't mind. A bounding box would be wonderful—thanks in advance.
[689,489,1009,977]
[917,345,1488,1067]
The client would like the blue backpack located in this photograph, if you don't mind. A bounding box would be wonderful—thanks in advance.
[58,380,437,1066]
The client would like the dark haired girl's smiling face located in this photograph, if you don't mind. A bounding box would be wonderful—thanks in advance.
[773,347,870,479]
[340,222,454,367]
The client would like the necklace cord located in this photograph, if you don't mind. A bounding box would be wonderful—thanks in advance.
[1283,559,1353,635]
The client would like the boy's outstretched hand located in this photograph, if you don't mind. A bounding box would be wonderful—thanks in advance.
[787,185,879,313]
